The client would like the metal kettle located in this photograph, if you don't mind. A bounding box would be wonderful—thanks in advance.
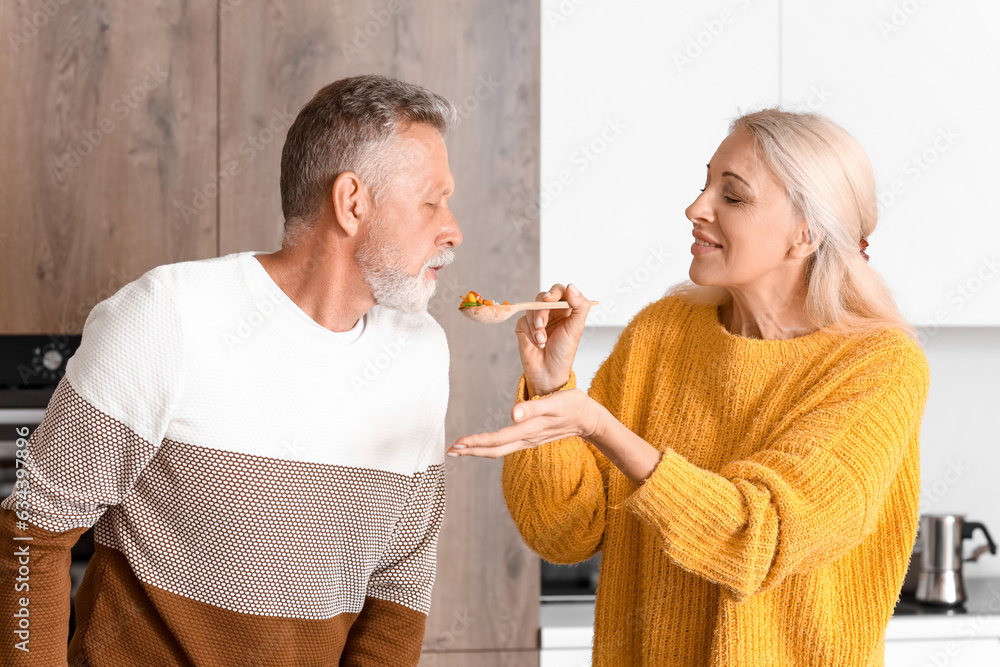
[915,514,997,606]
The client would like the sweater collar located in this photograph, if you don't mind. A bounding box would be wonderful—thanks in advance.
[237,251,368,356]
[694,302,841,361]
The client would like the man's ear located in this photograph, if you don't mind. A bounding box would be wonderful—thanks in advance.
[331,172,368,237]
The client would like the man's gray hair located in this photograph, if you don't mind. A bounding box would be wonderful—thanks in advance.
[279,74,457,242]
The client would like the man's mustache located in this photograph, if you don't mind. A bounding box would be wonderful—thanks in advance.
[425,248,455,269]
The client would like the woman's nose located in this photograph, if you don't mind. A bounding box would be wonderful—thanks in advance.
[685,192,711,225]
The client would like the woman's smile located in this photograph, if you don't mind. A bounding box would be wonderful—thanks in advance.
[692,231,724,255]
[690,242,722,255]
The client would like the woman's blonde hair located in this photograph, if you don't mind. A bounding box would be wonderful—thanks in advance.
[671,107,917,341]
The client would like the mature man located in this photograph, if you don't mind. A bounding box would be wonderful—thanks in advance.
[0,75,461,665]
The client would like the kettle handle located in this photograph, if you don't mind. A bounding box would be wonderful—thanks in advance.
[962,521,997,562]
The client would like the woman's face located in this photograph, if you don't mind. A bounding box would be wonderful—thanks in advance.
[685,129,812,290]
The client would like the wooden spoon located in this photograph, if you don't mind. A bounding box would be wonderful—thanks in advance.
[460,300,599,324]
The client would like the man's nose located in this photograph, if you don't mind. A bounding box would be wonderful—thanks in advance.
[441,210,462,248]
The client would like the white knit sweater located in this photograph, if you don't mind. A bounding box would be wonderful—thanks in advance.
[1,250,449,665]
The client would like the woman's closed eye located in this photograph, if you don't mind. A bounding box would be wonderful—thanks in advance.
[699,185,743,205]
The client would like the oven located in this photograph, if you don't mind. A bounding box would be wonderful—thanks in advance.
[542,554,601,601]
[0,334,91,638]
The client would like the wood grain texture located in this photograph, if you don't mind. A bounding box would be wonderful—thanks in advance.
[420,650,540,667]
[415,0,542,651]
[0,0,217,334]
[2,0,542,649]
[219,0,542,652]
[217,0,354,252]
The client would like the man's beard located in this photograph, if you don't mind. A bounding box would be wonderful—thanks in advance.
[356,217,454,313]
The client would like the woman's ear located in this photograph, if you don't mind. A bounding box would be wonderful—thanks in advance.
[331,172,368,237]
[790,220,821,259]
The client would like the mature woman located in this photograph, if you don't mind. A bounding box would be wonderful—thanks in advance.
[448,109,930,666]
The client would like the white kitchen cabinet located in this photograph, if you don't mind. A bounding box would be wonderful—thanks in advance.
[542,0,1000,327]
[542,598,1000,666]
[544,641,1000,667]
[781,0,1000,326]
[540,0,779,327]
[540,602,594,666]
[885,638,1000,666]
[540,648,592,667]
[884,605,1000,666]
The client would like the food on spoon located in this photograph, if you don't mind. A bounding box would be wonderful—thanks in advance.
[459,291,509,308]
[460,291,481,308]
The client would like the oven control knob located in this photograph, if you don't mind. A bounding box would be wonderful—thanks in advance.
[42,349,64,371]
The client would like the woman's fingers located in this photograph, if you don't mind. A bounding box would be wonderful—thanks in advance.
[532,284,565,348]
[449,442,529,459]
[562,283,592,332]
[447,395,582,458]
[452,424,530,449]
[449,423,574,459]
[515,315,542,352]
[522,284,583,349]
[449,421,534,457]
[532,283,590,352]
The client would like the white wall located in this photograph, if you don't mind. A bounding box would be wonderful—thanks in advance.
[541,0,1000,328]
[573,323,1000,578]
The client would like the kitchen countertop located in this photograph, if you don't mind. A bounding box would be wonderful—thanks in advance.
[541,578,1000,649]
[887,577,1000,640]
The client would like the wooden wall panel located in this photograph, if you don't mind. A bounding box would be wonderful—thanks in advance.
[219,0,542,653]
[0,0,217,334]
[420,650,539,667]
[410,1,542,652]
[217,1,354,252]
[2,0,542,652]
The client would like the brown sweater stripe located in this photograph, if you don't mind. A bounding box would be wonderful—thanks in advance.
[68,543,365,666]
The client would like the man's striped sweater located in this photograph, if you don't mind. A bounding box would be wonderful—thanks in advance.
[1,251,449,665]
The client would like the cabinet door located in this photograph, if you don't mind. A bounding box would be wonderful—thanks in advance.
[422,651,539,667]
[782,0,1000,326]
[540,648,591,667]
[0,1,218,334]
[221,0,543,653]
[540,0,779,326]
[885,638,1000,666]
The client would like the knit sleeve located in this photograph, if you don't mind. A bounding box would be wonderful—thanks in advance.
[0,270,185,662]
[501,317,642,564]
[624,337,930,603]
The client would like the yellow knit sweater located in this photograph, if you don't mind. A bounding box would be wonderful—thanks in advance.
[502,295,930,666]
